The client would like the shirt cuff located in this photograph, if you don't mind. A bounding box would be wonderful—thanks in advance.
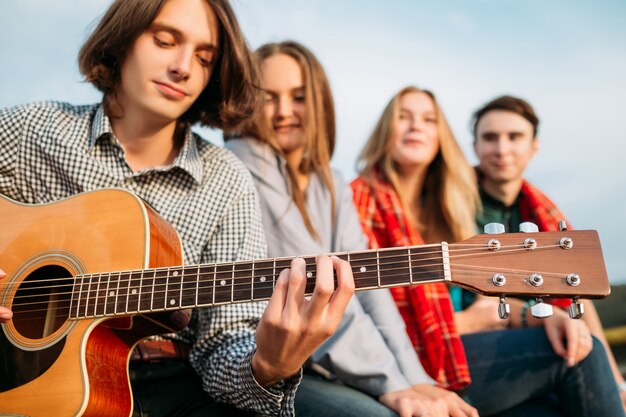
[240,349,303,416]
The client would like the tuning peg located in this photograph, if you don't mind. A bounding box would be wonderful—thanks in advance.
[558,220,568,231]
[519,222,539,233]
[569,299,585,319]
[498,297,510,319]
[484,222,505,234]
[531,298,553,319]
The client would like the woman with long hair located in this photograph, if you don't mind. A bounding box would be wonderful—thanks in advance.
[226,43,475,417]
[351,85,624,416]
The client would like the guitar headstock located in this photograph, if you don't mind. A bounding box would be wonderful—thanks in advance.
[450,229,610,299]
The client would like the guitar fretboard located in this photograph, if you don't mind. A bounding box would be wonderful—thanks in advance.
[69,243,449,319]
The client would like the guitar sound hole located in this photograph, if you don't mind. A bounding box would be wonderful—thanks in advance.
[12,265,74,339]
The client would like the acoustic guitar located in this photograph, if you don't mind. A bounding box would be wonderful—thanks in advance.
[0,189,610,417]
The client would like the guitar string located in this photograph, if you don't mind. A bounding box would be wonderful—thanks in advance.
[5,261,591,318]
[1,247,591,317]
[0,242,484,290]
[6,263,586,324]
[2,244,580,308]
[0,240,586,294]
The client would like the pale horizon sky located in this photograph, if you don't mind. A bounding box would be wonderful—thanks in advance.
[1,1,625,285]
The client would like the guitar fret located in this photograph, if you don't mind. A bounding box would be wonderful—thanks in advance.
[107,272,122,314]
[139,269,155,312]
[180,267,184,307]
[127,271,141,313]
[304,257,316,295]
[196,264,214,306]
[409,244,445,283]
[113,272,122,314]
[214,264,232,305]
[231,264,235,304]
[165,267,183,309]
[100,273,109,316]
[350,251,377,290]
[252,260,273,301]
[73,275,87,318]
[408,248,413,284]
[151,268,169,311]
[233,262,252,303]
[195,266,200,307]
[212,264,217,306]
[84,273,96,318]
[116,272,130,315]
[272,259,276,289]
[96,273,108,317]
[164,268,170,309]
[250,260,255,301]
[93,273,102,317]
[376,251,381,288]
[181,266,198,308]
[378,247,411,287]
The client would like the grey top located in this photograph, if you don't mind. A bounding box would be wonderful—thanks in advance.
[226,137,435,396]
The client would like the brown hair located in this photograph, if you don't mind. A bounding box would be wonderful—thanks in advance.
[78,0,259,130]
[357,86,480,243]
[472,95,539,141]
[233,41,336,240]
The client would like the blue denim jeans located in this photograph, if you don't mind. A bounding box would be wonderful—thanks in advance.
[295,372,398,417]
[462,328,625,417]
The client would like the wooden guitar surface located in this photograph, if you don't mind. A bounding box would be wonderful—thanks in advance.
[0,189,182,417]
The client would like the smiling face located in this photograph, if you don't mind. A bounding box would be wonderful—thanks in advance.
[389,91,440,171]
[116,0,219,126]
[260,53,306,157]
[474,109,539,185]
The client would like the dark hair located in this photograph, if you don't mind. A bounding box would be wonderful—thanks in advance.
[78,0,259,130]
[472,95,539,141]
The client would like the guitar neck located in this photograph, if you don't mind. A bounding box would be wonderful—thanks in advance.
[69,243,449,319]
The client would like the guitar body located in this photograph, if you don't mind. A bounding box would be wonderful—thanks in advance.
[0,189,183,417]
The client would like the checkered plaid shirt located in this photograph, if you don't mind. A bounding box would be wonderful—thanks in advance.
[0,101,299,416]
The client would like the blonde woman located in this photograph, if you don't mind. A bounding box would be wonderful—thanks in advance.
[351,85,623,416]
[226,43,475,417]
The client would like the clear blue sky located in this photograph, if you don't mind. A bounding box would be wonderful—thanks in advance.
[1,0,625,284]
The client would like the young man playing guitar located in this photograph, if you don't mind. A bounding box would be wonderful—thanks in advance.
[0,0,354,416]
[471,95,626,412]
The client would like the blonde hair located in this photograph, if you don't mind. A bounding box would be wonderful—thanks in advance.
[234,41,336,240]
[357,86,480,243]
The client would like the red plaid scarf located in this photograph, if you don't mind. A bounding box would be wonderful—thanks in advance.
[519,180,570,232]
[351,172,471,390]
[518,180,572,308]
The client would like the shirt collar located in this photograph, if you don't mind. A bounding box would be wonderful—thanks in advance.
[88,104,113,148]
[88,104,204,184]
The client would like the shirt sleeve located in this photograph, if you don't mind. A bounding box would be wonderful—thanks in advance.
[189,184,300,417]
[0,105,25,194]
[309,176,434,396]
[356,290,436,387]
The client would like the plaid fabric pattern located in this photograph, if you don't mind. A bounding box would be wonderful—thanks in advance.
[519,180,572,309]
[0,101,298,416]
[351,171,471,391]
